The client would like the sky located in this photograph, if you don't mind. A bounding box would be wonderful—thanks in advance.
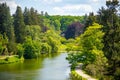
[0,0,113,16]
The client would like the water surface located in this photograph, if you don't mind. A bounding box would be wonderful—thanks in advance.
[0,53,70,80]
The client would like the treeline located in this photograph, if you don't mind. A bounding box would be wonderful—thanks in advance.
[0,3,84,59]
[66,0,120,80]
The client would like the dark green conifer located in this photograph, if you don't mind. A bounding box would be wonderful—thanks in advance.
[98,0,120,79]
[13,6,26,43]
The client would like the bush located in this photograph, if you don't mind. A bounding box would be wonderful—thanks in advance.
[41,43,51,54]
[47,37,59,53]
[24,44,37,59]
[23,37,41,59]
[17,44,24,58]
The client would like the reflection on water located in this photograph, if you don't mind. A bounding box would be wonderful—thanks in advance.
[0,53,71,80]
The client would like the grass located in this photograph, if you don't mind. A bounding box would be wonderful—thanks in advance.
[0,55,24,64]
[70,71,87,80]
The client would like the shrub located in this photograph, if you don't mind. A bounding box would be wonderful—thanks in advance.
[41,43,51,54]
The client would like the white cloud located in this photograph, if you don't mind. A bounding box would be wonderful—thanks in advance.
[0,0,18,14]
[53,4,93,15]
[89,0,99,2]
[43,0,62,4]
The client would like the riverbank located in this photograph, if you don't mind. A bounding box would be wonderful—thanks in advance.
[71,69,97,80]
[0,55,24,64]
[75,69,97,80]
[0,53,70,80]
[70,63,97,80]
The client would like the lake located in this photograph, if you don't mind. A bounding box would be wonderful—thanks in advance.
[0,53,71,80]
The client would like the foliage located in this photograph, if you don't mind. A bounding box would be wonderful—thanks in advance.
[84,12,96,30]
[23,37,41,59]
[13,6,26,43]
[0,34,8,55]
[17,44,24,58]
[98,0,120,79]
[53,20,61,31]
[41,43,51,54]
[0,3,16,54]
[66,23,107,78]
[25,25,41,41]
[47,37,59,53]
[23,7,32,25]
[0,3,15,41]
[65,22,84,39]
[70,71,87,80]
[65,39,76,52]
[0,55,23,64]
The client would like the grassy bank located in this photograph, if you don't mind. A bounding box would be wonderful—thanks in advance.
[70,71,87,80]
[0,55,24,64]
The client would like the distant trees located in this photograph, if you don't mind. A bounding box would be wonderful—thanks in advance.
[23,7,39,25]
[30,7,39,25]
[23,7,32,25]
[84,12,96,30]
[53,20,61,31]
[0,3,86,60]
[65,22,84,39]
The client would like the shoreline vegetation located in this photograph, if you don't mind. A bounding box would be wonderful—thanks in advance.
[69,63,97,80]
[0,0,120,79]
[0,55,24,64]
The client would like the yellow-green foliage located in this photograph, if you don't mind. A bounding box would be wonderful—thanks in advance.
[0,34,8,55]
[80,23,104,51]
[66,23,107,78]
[25,25,41,41]
[41,43,51,54]
[0,55,23,64]
[71,71,87,80]
[58,44,67,52]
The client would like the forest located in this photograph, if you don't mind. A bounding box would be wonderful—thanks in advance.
[0,0,120,80]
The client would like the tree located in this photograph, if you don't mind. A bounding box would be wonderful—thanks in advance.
[53,20,61,31]
[98,0,120,79]
[23,7,32,25]
[13,6,26,43]
[45,12,49,18]
[66,23,107,78]
[0,3,16,54]
[65,22,84,39]
[0,34,8,55]
[23,37,41,59]
[0,3,13,39]
[17,44,24,58]
[41,43,51,54]
[30,7,39,25]
[84,12,96,30]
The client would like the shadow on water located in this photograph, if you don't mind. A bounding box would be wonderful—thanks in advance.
[0,53,72,80]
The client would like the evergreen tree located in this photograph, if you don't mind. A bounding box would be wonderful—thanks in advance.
[23,7,32,25]
[30,7,39,25]
[13,6,26,43]
[84,12,96,30]
[0,3,15,41]
[45,12,49,18]
[0,3,16,54]
[98,0,120,79]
